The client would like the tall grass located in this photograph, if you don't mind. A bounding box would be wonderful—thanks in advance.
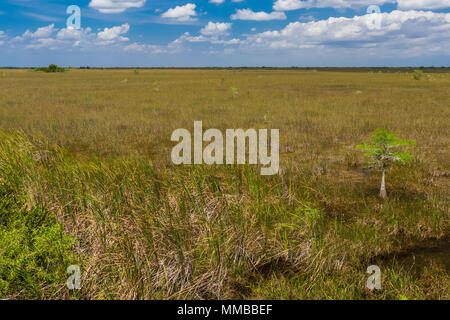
[0,69,448,299]
[0,133,77,299]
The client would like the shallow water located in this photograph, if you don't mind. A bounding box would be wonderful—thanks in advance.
[378,238,449,275]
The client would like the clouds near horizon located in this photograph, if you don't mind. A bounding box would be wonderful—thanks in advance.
[89,0,146,14]
[0,1,449,66]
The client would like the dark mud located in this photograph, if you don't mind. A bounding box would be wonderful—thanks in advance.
[374,238,449,275]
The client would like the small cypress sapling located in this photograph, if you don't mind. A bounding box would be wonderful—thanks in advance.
[230,86,239,98]
[413,70,423,80]
[357,129,416,199]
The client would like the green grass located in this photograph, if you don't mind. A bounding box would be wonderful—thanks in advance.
[0,69,448,299]
[0,134,77,299]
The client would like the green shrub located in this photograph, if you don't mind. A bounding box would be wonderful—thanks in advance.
[33,64,67,73]
[0,187,77,298]
[0,134,77,299]
[230,86,239,98]
[413,70,423,80]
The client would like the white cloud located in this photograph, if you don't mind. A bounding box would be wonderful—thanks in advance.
[9,22,181,54]
[273,0,304,11]
[169,21,239,47]
[209,48,236,55]
[200,22,232,36]
[124,42,169,54]
[25,38,60,50]
[161,3,197,22]
[172,31,241,45]
[209,0,243,3]
[89,0,146,14]
[273,0,390,10]
[57,27,92,40]
[10,23,132,50]
[273,0,449,10]
[97,24,130,44]
[211,38,241,45]
[231,9,287,21]
[172,32,207,44]
[243,10,450,57]
[22,24,58,39]
[4,5,449,63]
[124,42,146,51]
[397,0,450,10]
[180,33,208,42]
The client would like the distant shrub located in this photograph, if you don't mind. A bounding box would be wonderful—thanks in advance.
[230,86,239,98]
[33,64,67,73]
[413,70,423,80]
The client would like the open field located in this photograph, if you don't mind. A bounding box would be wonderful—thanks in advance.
[0,69,449,299]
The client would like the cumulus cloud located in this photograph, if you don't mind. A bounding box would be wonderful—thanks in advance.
[172,31,241,46]
[89,0,146,14]
[273,0,389,10]
[4,5,449,63]
[397,0,450,10]
[6,22,187,55]
[97,24,130,43]
[209,0,243,3]
[167,20,241,50]
[200,22,232,36]
[56,27,92,41]
[123,42,146,52]
[22,24,58,39]
[273,0,304,11]
[9,23,132,50]
[171,21,240,46]
[25,38,61,50]
[125,34,195,55]
[161,3,197,22]
[242,10,450,57]
[231,9,287,21]
[124,42,170,54]
[273,0,449,10]
[0,31,5,46]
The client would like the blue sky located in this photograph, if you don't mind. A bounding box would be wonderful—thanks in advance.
[0,0,449,67]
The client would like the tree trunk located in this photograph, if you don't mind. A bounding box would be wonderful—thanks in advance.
[379,167,387,199]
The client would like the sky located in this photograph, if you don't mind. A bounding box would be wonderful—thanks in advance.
[0,0,449,67]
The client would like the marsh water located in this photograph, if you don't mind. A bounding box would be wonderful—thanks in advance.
[376,238,449,276]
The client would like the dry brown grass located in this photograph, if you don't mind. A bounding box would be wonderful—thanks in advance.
[0,69,448,299]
